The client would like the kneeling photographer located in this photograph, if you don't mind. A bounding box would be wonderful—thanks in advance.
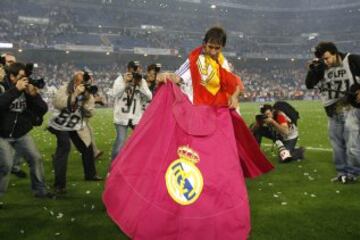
[111,61,152,160]
[0,62,53,201]
[251,102,304,163]
[48,70,102,194]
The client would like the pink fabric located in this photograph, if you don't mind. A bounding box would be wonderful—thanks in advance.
[103,83,270,240]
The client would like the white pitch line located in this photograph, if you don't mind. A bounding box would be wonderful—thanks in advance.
[262,143,332,152]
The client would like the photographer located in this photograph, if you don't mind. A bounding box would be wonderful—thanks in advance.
[0,62,53,202]
[146,63,161,94]
[251,102,304,163]
[305,41,360,183]
[111,61,152,160]
[48,71,102,194]
[1,53,28,179]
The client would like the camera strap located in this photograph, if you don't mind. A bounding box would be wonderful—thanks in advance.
[125,84,137,107]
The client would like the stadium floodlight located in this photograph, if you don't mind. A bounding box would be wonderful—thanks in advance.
[211,4,216,9]
[18,49,23,53]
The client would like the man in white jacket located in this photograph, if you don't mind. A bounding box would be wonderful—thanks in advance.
[111,61,152,160]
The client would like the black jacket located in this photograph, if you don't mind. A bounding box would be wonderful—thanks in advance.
[0,78,48,138]
[305,52,360,89]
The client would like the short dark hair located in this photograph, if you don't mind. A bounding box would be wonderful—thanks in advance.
[147,64,157,72]
[6,62,26,77]
[314,41,338,58]
[203,27,227,47]
[260,104,273,114]
[127,61,140,70]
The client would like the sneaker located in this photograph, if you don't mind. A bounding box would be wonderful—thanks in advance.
[331,175,343,182]
[342,175,357,184]
[34,192,56,199]
[11,169,27,178]
[85,175,103,181]
[331,175,357,184]
[54,187,67,195]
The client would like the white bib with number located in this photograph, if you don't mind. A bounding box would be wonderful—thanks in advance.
[49,108,84,131]
[320,54,355,107]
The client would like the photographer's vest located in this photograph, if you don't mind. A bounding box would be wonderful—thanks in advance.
[115,84,145,126]
[320,54,355,107]
[49,108,85,131]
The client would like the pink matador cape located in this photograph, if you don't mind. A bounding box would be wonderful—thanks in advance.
[103,56,273,240]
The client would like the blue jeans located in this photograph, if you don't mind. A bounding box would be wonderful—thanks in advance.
[0,134,47,197]
[328,111,360,177]
[344,108,360,176]
[11,151,23,172]
[111,124,129,160]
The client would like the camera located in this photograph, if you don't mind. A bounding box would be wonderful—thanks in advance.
[255,114,268,125]
[0,56,5,66]
[25,63,45,89]
[83,71,98,95]
[132,72,143,84]
[309,58,326,72]
[154,63,161,73]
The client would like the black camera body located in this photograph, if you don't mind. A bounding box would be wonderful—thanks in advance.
[83,71,98,95]
[0,56,6,66]
[255,114,268,125]
[25,63,45,89]
[309,58,326,72]
[154,63,162,73]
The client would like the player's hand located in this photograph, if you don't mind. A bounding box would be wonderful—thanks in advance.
[228,94,239,109]
[156,72,180,84]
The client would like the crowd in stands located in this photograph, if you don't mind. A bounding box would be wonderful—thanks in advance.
[1,0,360,56]
[32,61,317,106]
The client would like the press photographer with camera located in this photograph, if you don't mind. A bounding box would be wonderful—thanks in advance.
[48,71,102,194]
[111,61,152,160]
[251,102,304,163]
[0,62,54,203]
[305,41,360,183]
[146,63,162,94]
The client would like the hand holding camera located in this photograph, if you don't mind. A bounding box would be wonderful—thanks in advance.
[25,83,40,96]
[75,83,86,96]
[309,58,326,72]
[15,77,29,91]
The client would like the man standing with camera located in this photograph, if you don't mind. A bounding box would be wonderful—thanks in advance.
[251,102,304,163]
[48,71,102,194]
[306,41,360,183]
[111,61,152,160]
[0,62,53,205]
[145,63,161,94]
[1,53,29,179]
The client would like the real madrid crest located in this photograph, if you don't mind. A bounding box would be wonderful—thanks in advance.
[165,146,204,205]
